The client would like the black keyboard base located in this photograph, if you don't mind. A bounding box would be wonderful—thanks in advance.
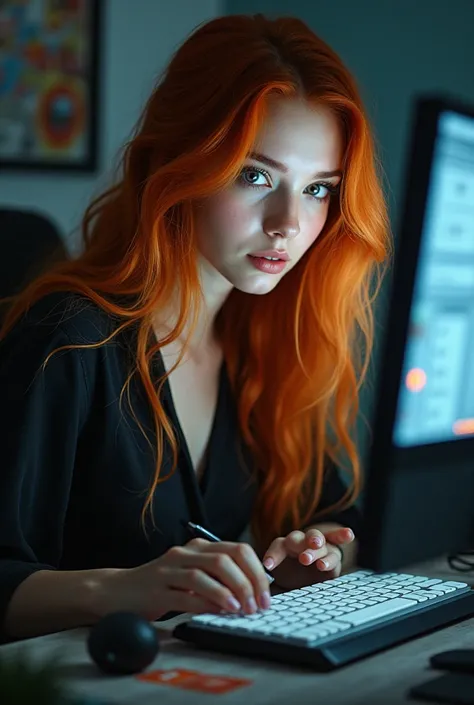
[173,591,474,671]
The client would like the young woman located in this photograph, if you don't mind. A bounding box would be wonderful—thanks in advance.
[0,13,390,641]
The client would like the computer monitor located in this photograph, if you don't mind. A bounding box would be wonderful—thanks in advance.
[358,95,474,572]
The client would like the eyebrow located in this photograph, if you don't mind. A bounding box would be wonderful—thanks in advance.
[248,151,342,180]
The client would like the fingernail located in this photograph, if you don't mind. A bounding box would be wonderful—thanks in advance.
[312,536,324,548]
[259,591,271,610]
[320,559,329,569]
[246,596,258,613]
[226,596,241,612]
[302,550,314,562]
[263,557,274,569]
[348,529,354,540]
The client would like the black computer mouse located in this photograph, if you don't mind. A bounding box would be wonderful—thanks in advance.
[87,612,160,675]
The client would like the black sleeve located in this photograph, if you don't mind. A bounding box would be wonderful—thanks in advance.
[0,309,89,639]
[302,460,362,536]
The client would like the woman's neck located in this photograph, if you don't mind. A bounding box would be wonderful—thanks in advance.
[154,255,233,359]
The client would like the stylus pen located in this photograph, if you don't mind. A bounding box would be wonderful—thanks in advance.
[185,520,275,584]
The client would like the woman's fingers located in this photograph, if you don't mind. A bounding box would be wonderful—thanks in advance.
[298,529,329,565]
[304,529,327,549]
[164,566,242,613]
[165,586,226,615]
[263,529,328,569]
[222,542,272,609]
[262,536,289,570]
[301,528,354,567]
[298,544,329,566]
[200,540,271,611]
[184,550,256,613]
[316,545,342,572]
[324,527,355,545]
[174,540,270,613]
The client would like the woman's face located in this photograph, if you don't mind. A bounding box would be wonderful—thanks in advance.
[195,96,343,296]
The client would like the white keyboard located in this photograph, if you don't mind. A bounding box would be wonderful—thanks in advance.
[185,570,470,647]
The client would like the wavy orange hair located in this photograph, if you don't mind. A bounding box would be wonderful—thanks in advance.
[0,14,390,549]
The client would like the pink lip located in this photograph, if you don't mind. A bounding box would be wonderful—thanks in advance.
[247,255,288,275]
[248,249,290,261]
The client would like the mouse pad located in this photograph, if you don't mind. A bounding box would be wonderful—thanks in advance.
[137,668,253,694]
[410,672,474,704]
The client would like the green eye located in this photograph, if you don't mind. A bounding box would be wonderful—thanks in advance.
[239,167,271,187]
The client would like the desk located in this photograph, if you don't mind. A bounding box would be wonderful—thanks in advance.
[1,557,473,705]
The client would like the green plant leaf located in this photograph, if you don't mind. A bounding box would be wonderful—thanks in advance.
[0,650,65,705]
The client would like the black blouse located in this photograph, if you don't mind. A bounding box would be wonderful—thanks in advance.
[0,292,360,637]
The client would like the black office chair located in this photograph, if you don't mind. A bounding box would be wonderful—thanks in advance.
[0,208,68,302]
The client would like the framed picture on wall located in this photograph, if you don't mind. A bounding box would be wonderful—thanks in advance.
[0,0,101,172]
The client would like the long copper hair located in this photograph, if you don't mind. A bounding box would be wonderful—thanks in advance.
[0,14,390,548]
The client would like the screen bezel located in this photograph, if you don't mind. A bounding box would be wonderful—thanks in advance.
[358,95,474,570]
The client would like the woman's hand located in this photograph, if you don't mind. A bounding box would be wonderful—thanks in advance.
[95,537,272,621]
[261,526,355,591]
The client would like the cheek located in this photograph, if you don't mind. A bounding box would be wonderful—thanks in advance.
[215,196,254,238]
[198,195,252,253]
[301,208,330,250]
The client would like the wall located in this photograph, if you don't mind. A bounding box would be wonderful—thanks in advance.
[0,0,221,253]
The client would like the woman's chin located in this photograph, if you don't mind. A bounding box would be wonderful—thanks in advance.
[232,274,282,296]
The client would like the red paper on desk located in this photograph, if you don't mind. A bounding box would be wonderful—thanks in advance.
[137,667,252,694]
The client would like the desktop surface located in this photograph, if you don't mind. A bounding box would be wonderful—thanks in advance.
[1,557,473,705]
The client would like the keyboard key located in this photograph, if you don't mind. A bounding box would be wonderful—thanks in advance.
[402,593,428,602]
[290,605,313,613]
[412,578,443,588]
[409,590,440,600]
[431,585,460,594]
[193,614,219,624]
[365,596,388,603]
[271,624,303,636]
[338,598,417,626]
[291,621,352,643]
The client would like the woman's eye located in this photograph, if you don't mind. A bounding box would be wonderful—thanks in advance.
[240,168,270,187]
[307,183,330,200]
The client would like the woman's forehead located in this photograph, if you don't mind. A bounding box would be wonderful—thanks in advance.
[251,97,343,176]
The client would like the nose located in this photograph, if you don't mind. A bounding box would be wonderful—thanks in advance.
[263,196,300,240]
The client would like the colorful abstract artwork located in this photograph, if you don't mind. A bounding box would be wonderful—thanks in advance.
[0,0,100,171]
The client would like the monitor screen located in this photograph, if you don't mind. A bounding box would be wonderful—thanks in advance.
[393,109,474,447]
